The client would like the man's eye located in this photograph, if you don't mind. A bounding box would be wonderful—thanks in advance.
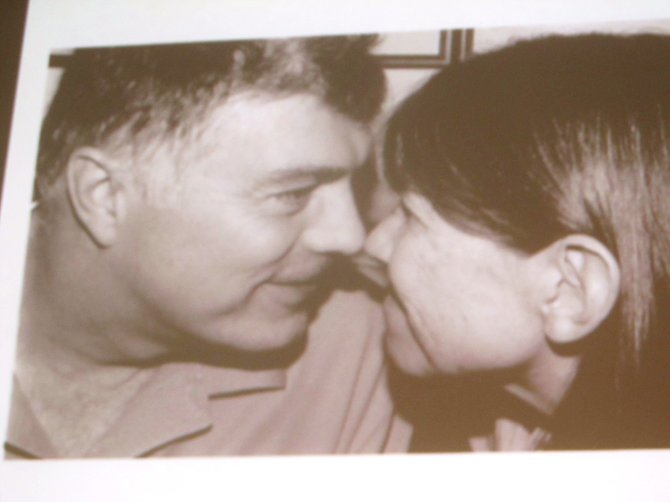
[271,186,316,212]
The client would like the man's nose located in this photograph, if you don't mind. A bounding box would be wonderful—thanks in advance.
[301,180,366,256]
[364,208,403,264]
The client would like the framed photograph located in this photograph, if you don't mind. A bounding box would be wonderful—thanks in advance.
[2,1,670,501]
[374,29,473,67]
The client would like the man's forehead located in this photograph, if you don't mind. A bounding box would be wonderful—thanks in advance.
[159,90,371,194]
[202,92,369,154]
[141,91,334,155]
[204,90,353,128]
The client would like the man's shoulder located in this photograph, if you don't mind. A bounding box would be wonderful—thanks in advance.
[310,259,386,336]
[4,377,59,459]
[294,285,387,396]
[309,286,385,354]
[295,286,411,454]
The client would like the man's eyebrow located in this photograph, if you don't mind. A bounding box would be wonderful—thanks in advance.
[260,166,355,187]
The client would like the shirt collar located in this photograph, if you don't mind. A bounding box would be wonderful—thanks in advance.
[6,363,286,459]
[5,376,58,458]
[504,382,555,416]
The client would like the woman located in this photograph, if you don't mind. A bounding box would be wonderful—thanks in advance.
[366,34,670,450]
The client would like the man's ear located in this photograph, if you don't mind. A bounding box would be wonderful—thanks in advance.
[66,147,130,247]
[539,234,621,345]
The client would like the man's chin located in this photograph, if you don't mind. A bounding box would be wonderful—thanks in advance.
[216,310,311,353]
[177,313,310,369]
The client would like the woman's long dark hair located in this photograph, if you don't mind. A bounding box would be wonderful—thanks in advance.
[384,34,670,448]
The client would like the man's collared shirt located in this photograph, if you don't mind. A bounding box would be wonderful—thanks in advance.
[5,290,411,458]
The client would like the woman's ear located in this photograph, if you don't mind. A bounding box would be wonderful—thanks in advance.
[538,234,621,345]
[66,147,130,247]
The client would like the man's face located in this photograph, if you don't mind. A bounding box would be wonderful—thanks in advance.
[365,192,546,376]
[111,93,370,355]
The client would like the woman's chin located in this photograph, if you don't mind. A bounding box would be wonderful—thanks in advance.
[383,295,434,376]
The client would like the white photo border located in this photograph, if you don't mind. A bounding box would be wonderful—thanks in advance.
[2,1,670,501]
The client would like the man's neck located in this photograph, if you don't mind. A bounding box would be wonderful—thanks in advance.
[15,217,156,456]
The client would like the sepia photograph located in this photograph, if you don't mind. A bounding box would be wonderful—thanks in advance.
[1,1,670,500]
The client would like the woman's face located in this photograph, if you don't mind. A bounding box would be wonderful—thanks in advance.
[365,192,548,376]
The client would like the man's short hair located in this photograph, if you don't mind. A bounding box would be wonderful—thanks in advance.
[36,35,385,202]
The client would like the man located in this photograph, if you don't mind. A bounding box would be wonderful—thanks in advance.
[5,36,410,458]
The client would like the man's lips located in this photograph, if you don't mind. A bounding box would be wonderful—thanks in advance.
[271,262,331,285]
[266,267,328,303]
[262,281,320,307]
[262,259,334,306]
[271,272,326,287]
